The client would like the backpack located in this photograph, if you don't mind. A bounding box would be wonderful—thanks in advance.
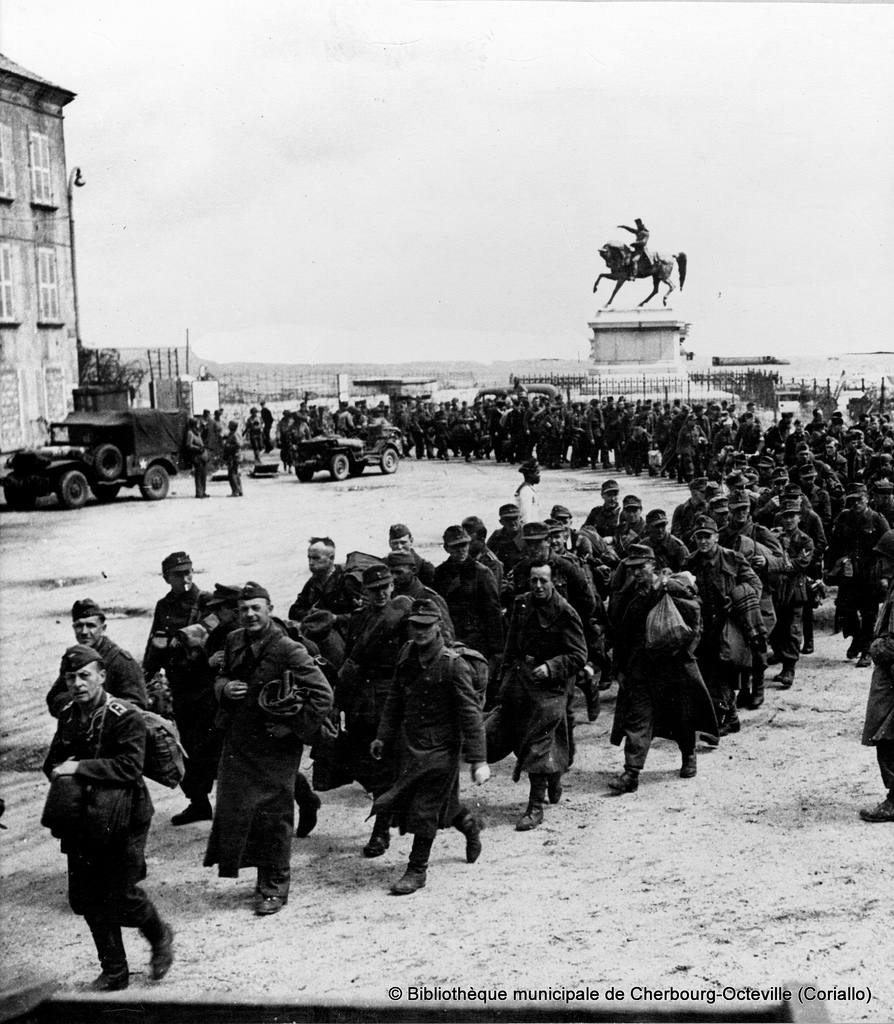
[444,643,490,708]
[140,710,187,788]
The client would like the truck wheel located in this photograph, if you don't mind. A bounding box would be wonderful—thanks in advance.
[380,447,399,475]
[93,483,122,503]
[56,470,90,510]
[348,461,366,477]
[92,443,124,482]
[139,465,170,500]
[296,468,315,482]
[329,453,350,481]
[3,483,37,510]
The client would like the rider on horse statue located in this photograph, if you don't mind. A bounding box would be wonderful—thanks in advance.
[617,218,650,280]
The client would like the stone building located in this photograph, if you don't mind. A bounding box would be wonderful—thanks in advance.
[0,54,77,452]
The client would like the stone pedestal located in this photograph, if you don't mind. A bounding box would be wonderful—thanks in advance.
[588,308,689,376]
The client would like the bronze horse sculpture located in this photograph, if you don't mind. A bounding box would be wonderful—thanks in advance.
[593,242,687,307]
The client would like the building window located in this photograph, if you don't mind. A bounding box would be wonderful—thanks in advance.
[29,130,53,205]
[37,247,61,321]
[0,244,14,321]
[0,124,13,200]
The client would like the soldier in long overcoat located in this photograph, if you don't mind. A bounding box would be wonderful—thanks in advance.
[371,598,489,895]
[432,526,504,660]
[488,562,587,832]
[860,530,894,823]
[608,545,717,792]
[204,583,332,916]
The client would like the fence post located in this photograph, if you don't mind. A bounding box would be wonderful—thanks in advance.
[881,377,886,416]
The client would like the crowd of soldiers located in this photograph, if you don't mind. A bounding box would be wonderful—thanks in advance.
[38,398,894,990]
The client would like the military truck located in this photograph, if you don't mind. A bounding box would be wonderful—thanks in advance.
[1,409,187,510]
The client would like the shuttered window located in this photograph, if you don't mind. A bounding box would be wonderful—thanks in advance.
[29,130,53,204]
[0,124,13,199]
[37,247,60,321]
[0,244,14,320]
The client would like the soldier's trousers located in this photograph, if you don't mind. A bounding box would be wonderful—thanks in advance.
[839,600,880,655]
[227,462,243,496]
[176,710,221,803]
[193,462,207,498]
[875,740,894,797]
[618,676,695,771]
[769,602,803,664]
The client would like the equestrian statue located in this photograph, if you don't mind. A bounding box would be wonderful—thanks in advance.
[593,218,687,307]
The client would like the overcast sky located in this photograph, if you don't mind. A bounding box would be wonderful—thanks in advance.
[3,1,892,364]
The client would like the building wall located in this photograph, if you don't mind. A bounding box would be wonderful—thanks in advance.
[0,63,77,452]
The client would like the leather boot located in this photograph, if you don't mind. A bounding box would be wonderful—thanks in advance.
[391,834,433,894]
[453,809,482,863]
[776,660,795,688]
[858,797,894,823]
[87,919,129,990]
[363,814,391,858]
[515,775,547,830]
[171,797,212,826]
[580,670,601,722]
[295,773,322,838]
[680,753,697,779]
[140,905,175,981]
[608,769,639,793]
[546,772,563,804]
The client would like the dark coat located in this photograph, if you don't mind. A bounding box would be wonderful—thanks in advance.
[685,545,764,659]
[288,565,360,621]
[487,526,526,574]
[336,597,412,794]
[204,623,332,877]
[608,578,718,747]
[43,695,154,920]
[863,584,894,745]
[47,635,148,717]
[488,591,586,778]
[432,558,503,658]
[372,639,486,836]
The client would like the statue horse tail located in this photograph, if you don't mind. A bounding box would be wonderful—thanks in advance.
[676,253,687,291]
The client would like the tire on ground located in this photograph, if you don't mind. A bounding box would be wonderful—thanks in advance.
[329,453,350,481]
[56,470,90,510]
[139,464,170,501]
[380,447,399,475]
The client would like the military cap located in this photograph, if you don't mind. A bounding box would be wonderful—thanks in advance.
[849,429,864,440]
[385,550,416,568]
[518,458,540,474]
[362,564,393,588]
[795,441,810,453]
[693,404,705,413]
[408,598,441,624]
[238,581,271,601]
[544,518,565,535]
[645,508,668,525]
[758,456,776,468]
[443,525,471,546]
[162,551,192,574]
[625,543,655,566]
[779,500,802,516]
[499,503,520,518]
[71,599,104,621]
[711,500,730,516]
[772,469,789,483]
[389,523,412,540]
[622,494,643,509]
[846,483,867,497]
[689,477,709,491]
[228,420,239,431]
[301,609,336,636]
[728,491,751,510]
[874,480,894,492]
[550,504,573,520]
[521,521,550,541]
[725,471,748,489]
[709,494,730,508]
[601,479,620,494]
[798,465,818,477]
[461,515,486,536]
[744,470,759,483]
[704,481,722,499]
[783,483,802,495]
[206,583,243,608]
[61,644,104,673]
[692,514,718,535]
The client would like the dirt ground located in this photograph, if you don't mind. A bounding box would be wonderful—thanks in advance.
[1,457,891,1022]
